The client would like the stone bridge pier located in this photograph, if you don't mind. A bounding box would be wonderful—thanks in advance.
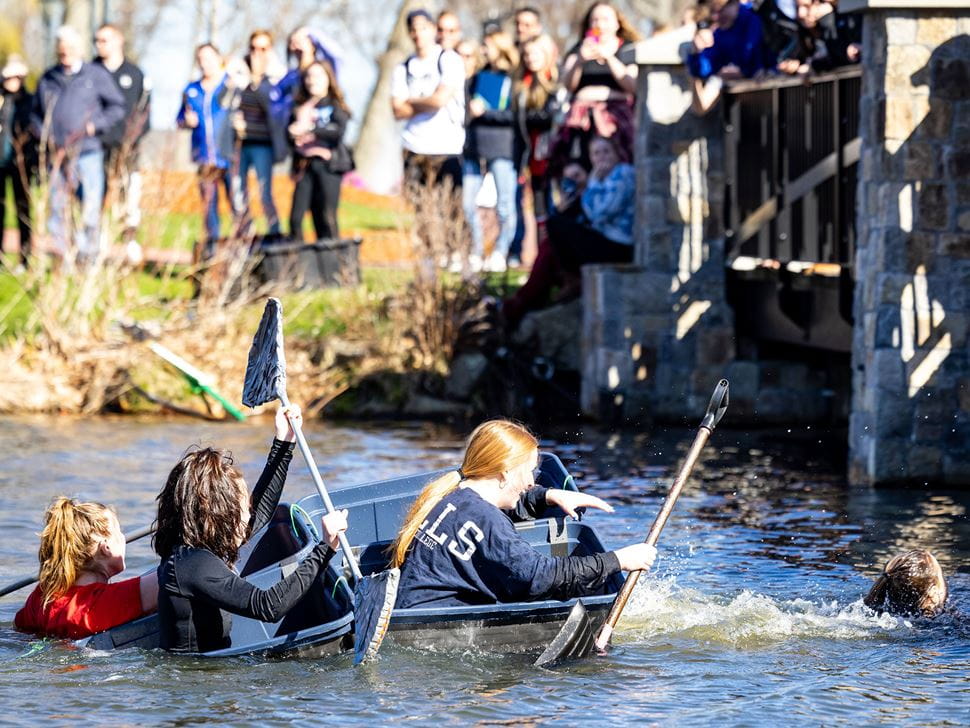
[845,1,970,485]
[580,4,970,485]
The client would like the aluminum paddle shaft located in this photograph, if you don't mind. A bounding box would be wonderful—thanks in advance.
[280,394,363,581]
[594,379,729,652]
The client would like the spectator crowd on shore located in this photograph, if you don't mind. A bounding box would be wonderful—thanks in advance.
[0,0,860,324]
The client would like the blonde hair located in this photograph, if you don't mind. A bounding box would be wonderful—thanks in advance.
[388,420,538,568]
[516,34,559,111]
[484,30,519,74]
[37,497,114,607]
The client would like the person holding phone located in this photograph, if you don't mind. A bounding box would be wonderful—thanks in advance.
[553,3,640,175]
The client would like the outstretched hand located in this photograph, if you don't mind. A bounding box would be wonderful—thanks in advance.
[275,404,302,442]
[545,489,615,519]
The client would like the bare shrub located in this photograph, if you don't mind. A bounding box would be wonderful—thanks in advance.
[392,179,480,373]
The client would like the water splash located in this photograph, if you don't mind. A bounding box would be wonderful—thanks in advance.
[616,578,910,647]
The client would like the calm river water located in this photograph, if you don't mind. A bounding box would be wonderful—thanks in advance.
[0,416,967,725]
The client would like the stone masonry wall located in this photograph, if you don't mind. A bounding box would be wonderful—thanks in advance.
[849,9,970,485]
[581,50,735,423]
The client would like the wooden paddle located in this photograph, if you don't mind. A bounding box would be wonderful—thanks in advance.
[534,379,729,666]
[0,523,156,598]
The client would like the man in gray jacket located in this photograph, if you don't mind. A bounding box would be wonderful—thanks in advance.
[32,25,125,260]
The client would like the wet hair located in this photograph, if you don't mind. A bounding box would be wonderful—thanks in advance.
[154,447,248,564]
[294,60,350,113]
[388,420,539,568]
[864,550,948,618]
[576,2,643,45]
[37,497,114,606]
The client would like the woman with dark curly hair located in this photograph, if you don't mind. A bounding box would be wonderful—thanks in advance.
[154,405,348,653]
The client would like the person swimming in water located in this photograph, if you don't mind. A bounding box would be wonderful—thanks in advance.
[15,497,157,639]
[864,549,948,618]
[389,419,657,609]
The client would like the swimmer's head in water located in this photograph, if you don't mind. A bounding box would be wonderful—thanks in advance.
[864,549,948,618]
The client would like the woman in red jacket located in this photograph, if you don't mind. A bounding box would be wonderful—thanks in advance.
[15,498,157,639]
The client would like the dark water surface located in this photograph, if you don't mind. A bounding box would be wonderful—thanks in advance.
[0,417,967,725]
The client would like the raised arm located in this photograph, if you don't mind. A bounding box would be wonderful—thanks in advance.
[247,406,301,533]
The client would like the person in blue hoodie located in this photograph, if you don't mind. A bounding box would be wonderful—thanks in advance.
[388,419,657,609]
[177,43,232,253]
[31,25,125,261]
[686,0,772,81]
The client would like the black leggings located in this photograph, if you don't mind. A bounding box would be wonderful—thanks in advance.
[547,213,633,272]
[290,157,342,241]
[0,164,31,263]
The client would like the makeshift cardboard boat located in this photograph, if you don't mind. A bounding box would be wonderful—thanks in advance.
[300,452,625,655]
[81,504,354,658]
[82,453,622,658]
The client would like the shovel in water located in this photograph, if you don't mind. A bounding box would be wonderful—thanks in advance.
[534,379,730,667]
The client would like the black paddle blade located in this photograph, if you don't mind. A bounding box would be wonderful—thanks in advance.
[242,298,287,408]
[700,379,730,431]
[353,568,400,665]
[534,600,596,667]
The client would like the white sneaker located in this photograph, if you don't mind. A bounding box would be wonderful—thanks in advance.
[483,251,507,273]
[467,253,483,273]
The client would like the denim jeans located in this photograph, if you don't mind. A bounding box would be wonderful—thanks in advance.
[199,164,232,246]
[462,156,517,258]
[233,141,279,235]
[49,148,105,257]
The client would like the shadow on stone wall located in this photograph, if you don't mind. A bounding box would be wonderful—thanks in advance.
[851,31,970,485]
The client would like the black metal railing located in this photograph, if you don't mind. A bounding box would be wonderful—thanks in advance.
[723,66,862,267]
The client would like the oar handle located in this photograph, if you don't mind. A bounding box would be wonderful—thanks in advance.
[0,523,156,599]
[593,379,728,652]
[281,399,363,581]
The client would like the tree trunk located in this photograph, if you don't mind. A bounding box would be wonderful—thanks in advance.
[352,0,423,194]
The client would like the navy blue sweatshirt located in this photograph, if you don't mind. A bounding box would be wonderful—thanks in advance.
[31,62,126,154]
[395,486,621,609]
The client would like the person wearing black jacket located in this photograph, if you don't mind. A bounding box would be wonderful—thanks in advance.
[0,55,35,267]
[94,24,150,248]
[154,405,349,653]
[462,28,520,273]
[223,30,288,237]
[287,61,351,242]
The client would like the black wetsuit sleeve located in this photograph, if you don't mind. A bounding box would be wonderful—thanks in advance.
[508,486,549,521]
[248,439,296,533]
[182,543,335,623]
[476,510,621,602]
